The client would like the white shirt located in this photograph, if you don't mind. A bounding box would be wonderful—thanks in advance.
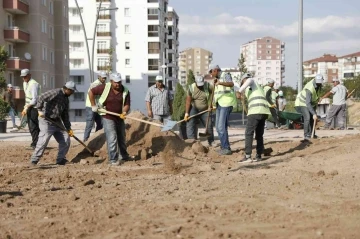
[237,78,259,93]
[331,84,347,105]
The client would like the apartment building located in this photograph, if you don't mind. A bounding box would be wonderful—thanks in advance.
[240,36,285,87]
[179,47,213,85]
[337,51,360,79]
[68,0,179,121]
[303,54,338,83]
[0,0,69,107]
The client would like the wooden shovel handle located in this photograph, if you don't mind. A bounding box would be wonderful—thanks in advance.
[98,109,163,127]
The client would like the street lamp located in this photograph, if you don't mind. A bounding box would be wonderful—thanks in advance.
[298,0,303,93]
[161,64,167,86]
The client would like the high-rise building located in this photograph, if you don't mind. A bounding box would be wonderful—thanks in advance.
[240,36,285,87]
[179,47,213,85]
[0,0,69,106]
[303,54,338,82]
[68,0,179,121]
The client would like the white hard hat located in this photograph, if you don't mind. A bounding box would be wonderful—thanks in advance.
[111,73,122,82]
[315,74,324,84]
[7,84,13,88]
[278,91,283,96]
[195,75,204,86]
[98,71,107,78]
[267,79,275,84]
[155,75,163,81]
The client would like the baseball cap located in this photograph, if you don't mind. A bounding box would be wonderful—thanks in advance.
[208,64,221,73]
[332,78,340,82]
[267,79,275,84]
[98,71,107,78]
[278,91,284,96]
[195,75,204,86]
[20,69,30,77]
[64,81,77,91]
[156,75,163,81]
[111,73,122,82]
[315,74,324,84]
[7,84,13,88]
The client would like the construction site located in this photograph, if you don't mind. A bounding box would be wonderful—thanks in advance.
[0,99,359,238]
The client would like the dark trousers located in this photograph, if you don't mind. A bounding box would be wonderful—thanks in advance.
[270,108,281,127]
[245,114,268,156]
[27,107,40,148]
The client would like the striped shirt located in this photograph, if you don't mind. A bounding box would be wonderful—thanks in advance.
[36,88,71,130]
[145,85,173,115]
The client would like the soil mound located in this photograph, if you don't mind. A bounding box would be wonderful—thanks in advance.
[68,111,187,163]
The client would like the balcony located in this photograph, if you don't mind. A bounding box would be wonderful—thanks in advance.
[3,0,29,14]
[4,27,30,43]
[98,15,111,20]
[97,49,110,54]
[97,31,111,37]
[6,57,30,70]
[13,88,25,99]
[97,66,108,71]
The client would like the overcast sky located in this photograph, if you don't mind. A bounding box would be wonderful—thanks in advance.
[170,0,360,87]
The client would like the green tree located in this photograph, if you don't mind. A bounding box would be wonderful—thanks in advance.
[187,69,195,86]
[106,45,114,75]
[279,85,297,101]
[0,45,9,94]
[238,53,247,74]
[343,75,360,98]
[171,82,186,121]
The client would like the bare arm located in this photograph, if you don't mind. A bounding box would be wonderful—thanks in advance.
[88,90,96,106]
[185,95,192,114]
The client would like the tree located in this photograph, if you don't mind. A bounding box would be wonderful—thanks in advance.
[279,85,297,101]
[238,53,247,75]
[106,45,114,75]
[187,69,195,86]
[171,82,186,121]
[0,46,9,94]
[343,75,360,98]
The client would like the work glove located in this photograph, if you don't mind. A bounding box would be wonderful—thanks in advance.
[68,129,74,137]
[38,111,45,118]
[119,112,126,120]
[184,113,190,122]
[21,109,27,116]
[91,105,98,112]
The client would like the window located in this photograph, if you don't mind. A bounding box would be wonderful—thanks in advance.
[49,25,54,39]
[73,92,85,101]
[75,109,82,117]
[63,6,68,18]
[258,56,261,60]
[148,59,159,70]
[70,25,81,34]
[64,30,68,42]
[258,61,261,64]
[276,50,279,54]
[125,42,130,50]
[42,19,47,33]
[124,8,130,16]
[266,39,271,43]
[69,7,83,17]
[205,56,208,59]
[97,58,107,70]
[276,45,280,48]
[125,25,130,33]
[148,42,160,53]
[188,55,192,59]
[266,72,271,76]
[266,56,271,60]
[266,67,271,70]
[332,69,336,73]
[70,59,83,68]
[196,55,200,59]
[7,44,14,57]
[258,67,261,70]
[259,50,262,54]
[276,67,279,70]
[42,46,47,61]
[49,76,55,88]
[148,25,159,37]
[267,50,271,54]
[125,59,130,66]
[97,41,107,50]
[8,72,13,85]
[259,45,262,48]
[276,61,280,65]
[267,45,271,48]
[125,75,130,83]
[276,72,280,75]
[49,1,54,14]
[50,51,54,64]
[7,14,13,28]
[64,54,68,66]
[266,61,271,64]
[42,0,46,6]
[42,73,47,87]
[277,56,280,59]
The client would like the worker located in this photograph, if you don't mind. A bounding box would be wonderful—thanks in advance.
[83,71,107,142]
[319,78,348,130]
[145,75,173,123]
[30,81,77,166]
[21,69,41,150]
[263,79,281,128]
[277,90,287,111]
[184,75,214,146]
[295,74,324,141]
[236,73,271,163]
[3,84,17,129]
[209,64,237,155]
[89,73,131,165]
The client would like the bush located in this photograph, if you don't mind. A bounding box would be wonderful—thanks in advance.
[0,98,9,121]
[171,83,186,121]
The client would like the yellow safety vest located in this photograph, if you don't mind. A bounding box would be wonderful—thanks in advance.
[245,81,271,116]
[213,72,237,107]
[295,79,319,107]
[23,79,41,105]
[98,82,129,115]
[85,79,103,107]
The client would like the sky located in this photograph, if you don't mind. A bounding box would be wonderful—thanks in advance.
[170,0,360,87]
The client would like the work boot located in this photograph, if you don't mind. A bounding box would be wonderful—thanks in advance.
[218,149,232,155]
[25,145,35,150]
[30,161,38,166]
[238,155,253,163]
[56,159,68,166]
[254,154,262,162]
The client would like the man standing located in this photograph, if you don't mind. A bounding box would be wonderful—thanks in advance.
[264,79,281,128]
[319,78,348,130]
[295,74,324,140]
[184,75,214,146]
[277,91,287,111]
[21,69,41,150]
[237,73,271,163]
[3,84,17,129]
[30,81,76,166]
[83,72,107,142]
[209,64,237,155]
[145,75,173,123]
[89,73,131,165]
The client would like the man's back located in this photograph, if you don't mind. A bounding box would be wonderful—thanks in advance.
[332,84,347,105]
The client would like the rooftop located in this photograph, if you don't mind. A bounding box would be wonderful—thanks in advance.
[338,51,360,59]
[303,54,338,63]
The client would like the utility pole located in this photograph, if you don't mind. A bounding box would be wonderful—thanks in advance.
[298,0,303,94]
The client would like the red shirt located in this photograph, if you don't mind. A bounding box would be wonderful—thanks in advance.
[91,84,131,121]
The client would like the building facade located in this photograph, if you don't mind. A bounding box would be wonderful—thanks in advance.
[68,0,179,121]
[1,0,69,107]
[337,51,360,80]
[303,54,338,83]
[179,47,213,85]
[240,36,285,87]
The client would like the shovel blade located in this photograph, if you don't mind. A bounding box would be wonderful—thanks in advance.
[161,120,177,132]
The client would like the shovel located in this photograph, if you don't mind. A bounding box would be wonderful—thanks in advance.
[97,108,163,127]
[45,117,94,155]
[199,90,215,137]
[311,117,317,138]
[161,109,210,132]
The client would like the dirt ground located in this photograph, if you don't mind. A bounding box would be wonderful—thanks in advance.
[1,112,360,239]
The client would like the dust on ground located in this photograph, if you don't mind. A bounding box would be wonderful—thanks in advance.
[1,111,360,238]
